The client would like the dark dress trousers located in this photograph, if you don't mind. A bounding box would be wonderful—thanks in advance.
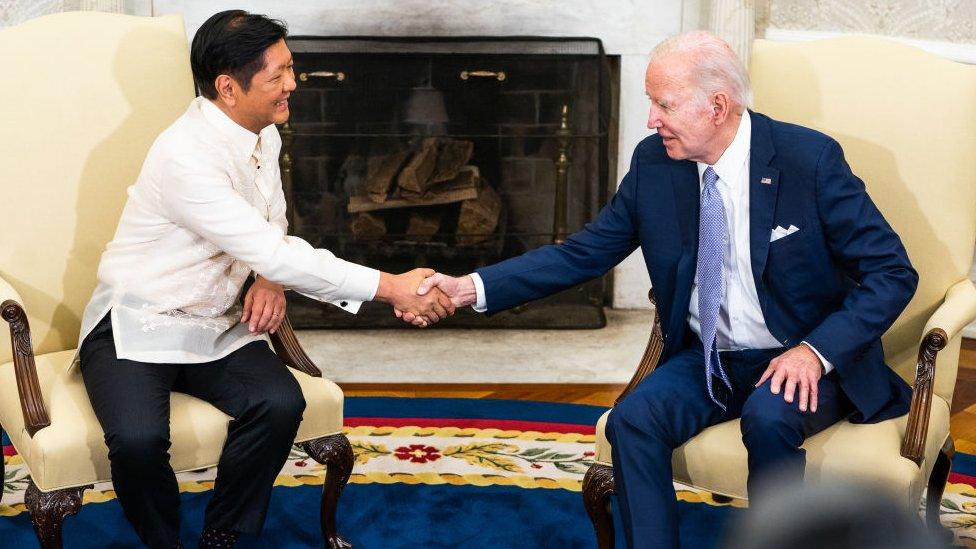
[79,314,306,548]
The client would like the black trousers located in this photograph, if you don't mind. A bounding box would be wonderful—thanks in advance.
[79,315,306,548]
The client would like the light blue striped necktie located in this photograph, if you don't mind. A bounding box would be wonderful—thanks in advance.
[698,166,733,410]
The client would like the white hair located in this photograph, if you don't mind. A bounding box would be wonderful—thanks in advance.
[650,31,753,113]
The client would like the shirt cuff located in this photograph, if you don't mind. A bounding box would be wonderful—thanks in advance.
[470,272,487,313]
[801,341,834,374]
[328,261,381,314]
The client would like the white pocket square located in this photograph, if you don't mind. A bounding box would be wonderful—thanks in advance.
[770,224,799,242]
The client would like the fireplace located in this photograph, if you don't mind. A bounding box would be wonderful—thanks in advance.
[281,36,618,328]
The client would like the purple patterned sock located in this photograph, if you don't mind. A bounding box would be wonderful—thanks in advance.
[199,527,240,548]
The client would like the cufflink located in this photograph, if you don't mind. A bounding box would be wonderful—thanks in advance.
[340,301,348,307]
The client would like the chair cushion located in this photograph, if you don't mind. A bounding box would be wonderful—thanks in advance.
[0,348,343,492]
[594,396,949,507]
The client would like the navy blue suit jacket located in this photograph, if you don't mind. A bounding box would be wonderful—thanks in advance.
[477,112,917,423]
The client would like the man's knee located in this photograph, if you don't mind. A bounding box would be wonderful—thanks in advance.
[740,389,803,447]
[106,427,170,466]
[608,386,674,445]
[249,377,306,428]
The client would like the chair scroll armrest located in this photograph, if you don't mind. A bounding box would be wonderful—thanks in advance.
[269,314,323,378]
[901,280,976,465]
[615,289,664,406]
[900,328,947,465]
[1,299,51,436]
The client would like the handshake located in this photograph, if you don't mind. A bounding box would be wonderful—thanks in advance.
[374,268,476,327]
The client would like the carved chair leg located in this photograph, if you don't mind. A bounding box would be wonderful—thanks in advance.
[583,463,616,549]
[24,479,90,549]
[926,437,955,541]
[300,433,354,549]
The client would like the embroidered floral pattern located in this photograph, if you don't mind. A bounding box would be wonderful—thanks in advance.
[940,482,976,542]
[352,441,391,465]
[138,304,238,334]
[395,445,441,464]
[3,460,28,495]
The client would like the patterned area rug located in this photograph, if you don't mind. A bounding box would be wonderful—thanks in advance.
[1,397,974,547]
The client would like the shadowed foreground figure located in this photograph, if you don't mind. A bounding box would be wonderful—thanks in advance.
[723,477,946,549]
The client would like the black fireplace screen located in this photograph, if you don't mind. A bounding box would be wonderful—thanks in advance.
[282,37,617,328]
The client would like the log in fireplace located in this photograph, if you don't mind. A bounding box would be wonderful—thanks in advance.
[282,36,617,328]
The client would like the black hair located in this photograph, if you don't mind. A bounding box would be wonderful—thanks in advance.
[190,10,288,99]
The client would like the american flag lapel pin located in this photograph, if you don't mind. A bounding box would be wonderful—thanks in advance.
[760,176,772,185]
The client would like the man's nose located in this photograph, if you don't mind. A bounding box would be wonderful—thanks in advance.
[285,74,297,92]
[647,106,661,130]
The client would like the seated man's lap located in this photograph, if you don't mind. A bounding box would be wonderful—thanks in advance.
[609,347,728,448]
[81,322,303,437]
[610,347,853,451]
[175,341,305,421]
[740,374,853,440]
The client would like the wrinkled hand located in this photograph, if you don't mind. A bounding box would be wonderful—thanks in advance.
[376,268,455,327]
[756,344,824,413]
[241,276,286,334]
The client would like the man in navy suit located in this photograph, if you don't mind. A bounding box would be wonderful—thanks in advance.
[411,31,917,548]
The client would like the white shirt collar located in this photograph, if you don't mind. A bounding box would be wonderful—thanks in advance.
[697,110,751,187]
[198,97,262,163]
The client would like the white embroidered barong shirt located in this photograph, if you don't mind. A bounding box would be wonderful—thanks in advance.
[76,97,380,366]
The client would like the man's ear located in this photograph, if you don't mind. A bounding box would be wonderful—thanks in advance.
[710,92,731,126]
[214,74,237,107]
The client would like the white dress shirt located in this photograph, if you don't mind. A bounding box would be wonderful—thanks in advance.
[472,111,832,372]
[76,97,380,365]
[687,111,778,350]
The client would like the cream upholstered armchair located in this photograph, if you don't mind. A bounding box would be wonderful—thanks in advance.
[582,36,976,546]
[0,13,353,548]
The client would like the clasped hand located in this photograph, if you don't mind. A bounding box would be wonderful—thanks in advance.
[242,269,457,332]
[394,272,477,327]
[376,268,456,327]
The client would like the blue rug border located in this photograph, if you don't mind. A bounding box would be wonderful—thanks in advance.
[344,396,609,426]
[953,451,976,476]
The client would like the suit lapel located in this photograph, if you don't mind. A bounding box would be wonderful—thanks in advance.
[748,113,780,287]
[671,161,700,251]
[669,161,700,342]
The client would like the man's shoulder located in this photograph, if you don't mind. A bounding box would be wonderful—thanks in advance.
[150,101,227,167]
[632,133,675,165]
[753,111,837,158]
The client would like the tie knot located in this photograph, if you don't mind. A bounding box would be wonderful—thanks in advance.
[703,166,718,188]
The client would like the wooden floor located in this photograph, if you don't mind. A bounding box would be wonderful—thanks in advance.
[343,339,976,452]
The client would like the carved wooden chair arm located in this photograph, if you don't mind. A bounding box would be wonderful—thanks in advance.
[615,289,664,406]
[900,328,948,465]
[901,280,976,464]
[240,275,322,378]
[1,299,52,436]
[269,314,322,378]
